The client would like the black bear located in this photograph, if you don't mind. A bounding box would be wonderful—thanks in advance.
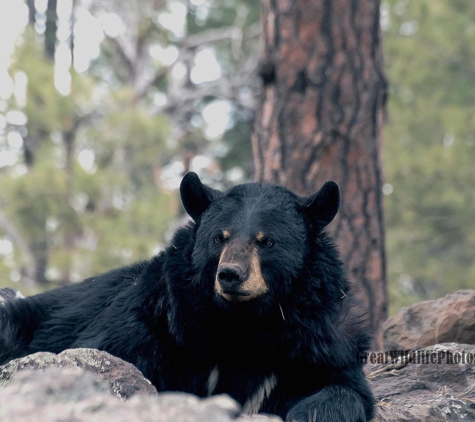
[0,172,374,422]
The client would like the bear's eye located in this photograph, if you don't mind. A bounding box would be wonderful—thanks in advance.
[257,238,274,247]
[215,230,231,244]
[214,233,230,244]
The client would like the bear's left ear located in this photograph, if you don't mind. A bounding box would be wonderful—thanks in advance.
[303,181,340,228]
[180,172,222,220]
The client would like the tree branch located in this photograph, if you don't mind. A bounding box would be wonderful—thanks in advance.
[104,34,135,82]
[178,22,260,49]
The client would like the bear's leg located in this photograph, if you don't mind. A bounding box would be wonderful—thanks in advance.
[286,385,372,422]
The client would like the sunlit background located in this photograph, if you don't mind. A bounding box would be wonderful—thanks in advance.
[0,0,474,314]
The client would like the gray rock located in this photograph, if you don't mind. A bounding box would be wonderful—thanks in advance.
[0,348,158,399]
[368,343,475,421]
[383,290,475,350]
[0,349,282,422]
[0,367,243,422]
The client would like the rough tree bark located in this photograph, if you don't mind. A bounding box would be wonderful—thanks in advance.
[252,0,388,348]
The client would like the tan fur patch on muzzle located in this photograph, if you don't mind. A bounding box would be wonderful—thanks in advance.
[215,247,268,301]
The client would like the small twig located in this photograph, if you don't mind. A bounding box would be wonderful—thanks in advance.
[279,303,286,321]
[366,351,416,380]
[376,398,392,408]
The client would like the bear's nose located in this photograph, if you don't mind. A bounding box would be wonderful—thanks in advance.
[217,265,245,288]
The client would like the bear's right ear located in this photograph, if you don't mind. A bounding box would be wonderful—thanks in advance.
[180,172,222,220]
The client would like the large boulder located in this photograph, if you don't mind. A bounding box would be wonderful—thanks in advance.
[0,367,278,422]
[0,349,282,422]
[0,348,158,399]
[383,290,475,350]
[368,343,475,421]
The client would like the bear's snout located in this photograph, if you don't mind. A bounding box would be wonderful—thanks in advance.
[217,264,247,289]
[215,239,268,302]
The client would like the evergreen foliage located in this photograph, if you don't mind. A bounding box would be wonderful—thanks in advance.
[0,26,172,292]
[383,0,475,313]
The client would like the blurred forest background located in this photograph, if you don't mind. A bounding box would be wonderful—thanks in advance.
[0,0,474,315]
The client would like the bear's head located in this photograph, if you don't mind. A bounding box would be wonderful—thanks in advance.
[179,172,340,310]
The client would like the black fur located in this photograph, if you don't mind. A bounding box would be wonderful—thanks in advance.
[0,173,374,422]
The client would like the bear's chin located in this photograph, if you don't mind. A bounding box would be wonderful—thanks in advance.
[214,288,269,302]
[213,291,275,315]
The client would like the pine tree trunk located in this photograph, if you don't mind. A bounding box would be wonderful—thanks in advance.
[45,0,58,61]
[26,0,36,26]
[70,0,77,67]
[252,0,388,349]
